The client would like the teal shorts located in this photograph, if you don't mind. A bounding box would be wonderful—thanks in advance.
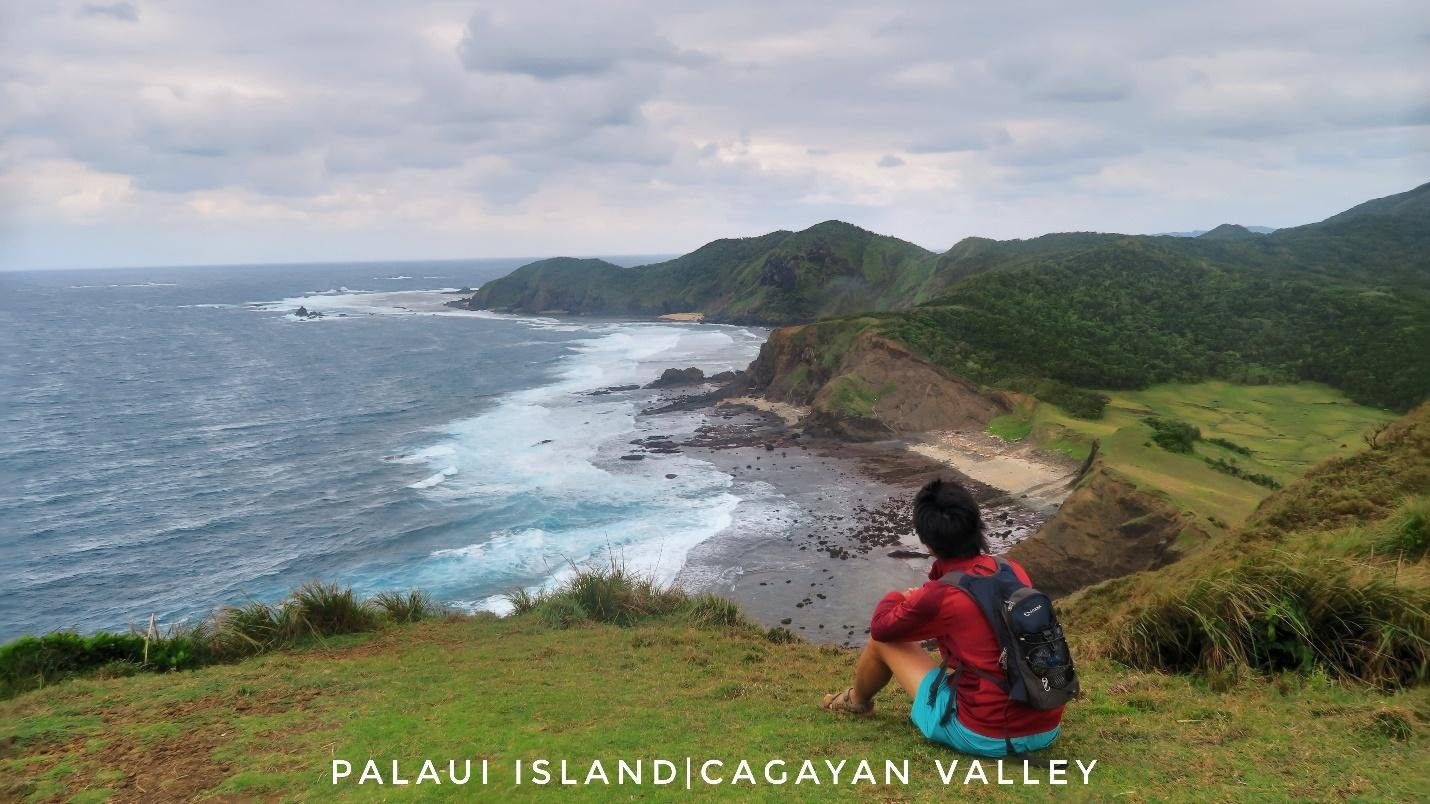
[911,667,1060,757]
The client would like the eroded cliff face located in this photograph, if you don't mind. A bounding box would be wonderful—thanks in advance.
[749,323,1202,599]
[749,326,1013,440]
[1007,455,1207,598]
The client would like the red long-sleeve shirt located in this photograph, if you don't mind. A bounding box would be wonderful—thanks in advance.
[870,554,1064,738]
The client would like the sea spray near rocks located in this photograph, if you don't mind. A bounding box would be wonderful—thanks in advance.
[390,317,769,612]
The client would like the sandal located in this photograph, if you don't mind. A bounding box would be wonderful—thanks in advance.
[821,687,873,716]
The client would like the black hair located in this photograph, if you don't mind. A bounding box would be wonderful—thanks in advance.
[912,477,989,559]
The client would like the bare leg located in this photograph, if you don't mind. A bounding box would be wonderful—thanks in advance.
[825,640,937,713]
[853,640,938,707]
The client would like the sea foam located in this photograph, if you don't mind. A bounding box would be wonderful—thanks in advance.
[401,316,764,603]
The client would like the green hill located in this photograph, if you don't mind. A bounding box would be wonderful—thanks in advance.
[874,234,1427,411]
[462,182,1430,410]
[1196,223,1261,240]
[462,223,938,323]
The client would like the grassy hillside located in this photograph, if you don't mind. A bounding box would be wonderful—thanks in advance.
[988,382,1398,531]
[1063,402,1428,685]
[3,611,1426,801]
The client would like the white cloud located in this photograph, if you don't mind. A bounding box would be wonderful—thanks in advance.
[0,0,1427,269]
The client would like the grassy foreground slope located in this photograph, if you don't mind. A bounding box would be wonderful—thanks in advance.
[3,616,1426,802]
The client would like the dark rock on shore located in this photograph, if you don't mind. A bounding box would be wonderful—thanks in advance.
[294,306,323,319]
[645,367,706,388]
[588,384,641,396]
[887,549,930,559]
[630,436,682,454]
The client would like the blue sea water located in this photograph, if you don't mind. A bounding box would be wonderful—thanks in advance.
[0,261,766,641]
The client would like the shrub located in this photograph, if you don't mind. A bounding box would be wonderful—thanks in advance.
[1146,417,1201,453]
[1004,378,1109,420]
[564,566,681,626]
[370,591,443,624]
[95,659,142,679]
[1,582,445,699]
[681,595,750,629]
[764,627,801,644]
[533,598,587,629]
[1205,436,1253,456]
[0,629,206,696]
[1204,456,1282,489]
[1115,557,1429,688]
[211,601,282,657]
[1378,497,1429,560]
[284,582,379,640]
[505,564,750,630]
[504,587,544,616]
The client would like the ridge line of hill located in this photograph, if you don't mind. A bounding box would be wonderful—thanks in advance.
[454,181,1430,412]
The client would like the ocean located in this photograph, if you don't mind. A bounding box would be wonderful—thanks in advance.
[0,260,768,641]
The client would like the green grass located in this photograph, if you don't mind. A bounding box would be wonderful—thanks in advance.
[823,374,882,417]
[1019,381,1396,531]
[2,615,1425,802]
[986,406,1034,442]
[1116,555,1429,687]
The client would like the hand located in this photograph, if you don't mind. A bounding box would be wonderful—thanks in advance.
[902,586,920,598]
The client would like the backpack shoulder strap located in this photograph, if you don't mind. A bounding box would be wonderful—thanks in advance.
[935,570,966,587]
[992,555,1020,581]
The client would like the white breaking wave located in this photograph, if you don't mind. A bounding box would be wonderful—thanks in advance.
[248,288,466,318]
[68,281,178,289]
[398,315,766,604]
[241,284,770,606]
[408,466,458,489]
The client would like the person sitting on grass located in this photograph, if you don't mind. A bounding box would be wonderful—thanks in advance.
[820,477,1064,757]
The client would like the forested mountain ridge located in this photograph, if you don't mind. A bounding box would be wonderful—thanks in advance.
[460,181,1429,322]
[460,222,936,323]
[458,182,1430,410]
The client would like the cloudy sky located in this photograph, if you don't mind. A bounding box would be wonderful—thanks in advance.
[1,1,1427,269]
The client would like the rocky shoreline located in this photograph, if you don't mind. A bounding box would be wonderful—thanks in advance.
[634,380,1076,645]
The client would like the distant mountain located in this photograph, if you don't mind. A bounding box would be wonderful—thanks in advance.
[767,182,1430,411]
[462,222,937,324]
[1197,223,1263,240]
[1319,180,1430,224]
[455,181,1429,409]
[1159,225,1276,237]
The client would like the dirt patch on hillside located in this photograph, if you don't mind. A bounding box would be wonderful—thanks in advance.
[102,729,232,803]
[751,328,1012,440]
[1007,457,1209,598]
[820,334,1013,434]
